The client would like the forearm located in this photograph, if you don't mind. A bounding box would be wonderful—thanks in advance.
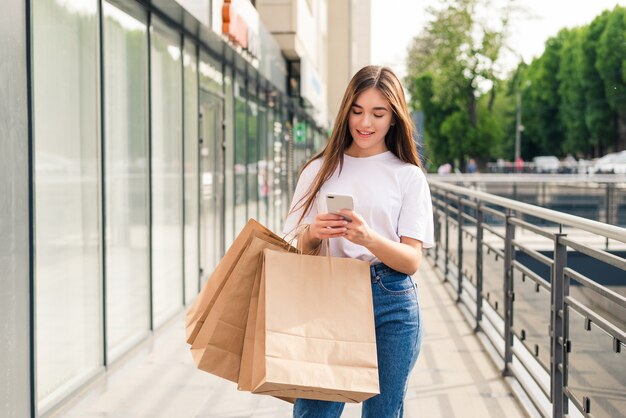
[366,232,422,276]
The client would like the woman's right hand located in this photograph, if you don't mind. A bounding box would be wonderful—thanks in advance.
[308,213,349,241]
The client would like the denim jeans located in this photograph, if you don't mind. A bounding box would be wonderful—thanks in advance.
[293,263,423,418]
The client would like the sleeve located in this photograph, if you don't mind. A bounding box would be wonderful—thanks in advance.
[282,163,319,238]
[397,167,435,248]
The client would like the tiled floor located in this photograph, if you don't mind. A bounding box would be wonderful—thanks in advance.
[53,261,528,418]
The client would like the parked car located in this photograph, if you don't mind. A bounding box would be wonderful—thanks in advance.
[592,151,626,174]
[533,156,560,173]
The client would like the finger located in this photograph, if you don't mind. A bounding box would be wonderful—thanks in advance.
[321,220,349,228]
[338,209,359,222]
[317,213,345,221]
[319,227,347,237]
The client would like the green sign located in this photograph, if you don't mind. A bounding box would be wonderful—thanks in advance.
[294,121,307,143]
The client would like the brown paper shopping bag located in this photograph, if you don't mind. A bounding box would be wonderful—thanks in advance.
[250,249,380,403]
[237,255,265,392]
[238,256,295,404]
[190,235,293,382]
[185,218,286,345]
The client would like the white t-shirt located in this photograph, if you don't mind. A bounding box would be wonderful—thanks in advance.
[283,151,435,264]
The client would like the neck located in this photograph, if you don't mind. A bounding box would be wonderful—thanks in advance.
[345,144,388,158]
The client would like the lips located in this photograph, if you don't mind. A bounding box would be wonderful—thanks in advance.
[356,129,374,138]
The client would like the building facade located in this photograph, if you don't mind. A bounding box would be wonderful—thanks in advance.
[1,0,370,416]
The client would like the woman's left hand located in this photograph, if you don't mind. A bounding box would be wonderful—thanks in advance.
[339,209,378,248]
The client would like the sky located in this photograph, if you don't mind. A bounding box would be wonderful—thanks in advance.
[370,0,626,81]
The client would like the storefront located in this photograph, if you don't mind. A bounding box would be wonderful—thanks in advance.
[24,0,326,414]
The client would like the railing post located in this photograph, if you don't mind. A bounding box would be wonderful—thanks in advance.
[605,183,612,250]
[434,192,440,267]
[444,192,450,282]
[475,202,483,332]
[503,211,515,376]
[551,233,568,418]
[457,197,464,302]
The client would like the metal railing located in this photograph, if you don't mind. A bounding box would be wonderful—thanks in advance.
[432,174,626,229]
[426,180,626,418]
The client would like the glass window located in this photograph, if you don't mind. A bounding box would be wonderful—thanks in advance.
[33,0,102,409]
[234,76,247,234]
[199,90,223,283]
[272,99,289,231]
[258,95,269,228]
[199,50,223,97]
[247,83,259,222]
[199,50,225,276]
[102,1,150,361]
[281,106,292,219]
[224,70,235,248]
[150,18,183,328]
[266,97,276,231]
[183,39,199,304]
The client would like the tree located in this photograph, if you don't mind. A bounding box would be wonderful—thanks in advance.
[406,0,515,168]
[411,74,452,168]
[596,7,626,151]
[557,28,589,155]
[581,11,615,156]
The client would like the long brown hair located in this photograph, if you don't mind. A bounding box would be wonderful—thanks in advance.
[293,65,422,225]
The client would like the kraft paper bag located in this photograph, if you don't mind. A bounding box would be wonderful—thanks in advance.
[185,218,286,345]
[190,235,293,382]
[250,249,380,403]
[237,255,265,392]
[238,255,295,404]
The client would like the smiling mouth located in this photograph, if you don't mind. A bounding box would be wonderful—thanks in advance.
[356,129,374,137]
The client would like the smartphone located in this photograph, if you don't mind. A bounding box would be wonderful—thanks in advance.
[326,193,354,222]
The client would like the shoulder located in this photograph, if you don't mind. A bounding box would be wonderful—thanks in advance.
[392,161,428,191]
[384,154,426,180]
[298,158,323,181]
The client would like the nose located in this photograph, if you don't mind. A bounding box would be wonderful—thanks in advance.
[361,114,374,128]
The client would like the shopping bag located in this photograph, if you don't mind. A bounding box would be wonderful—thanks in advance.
[190,234,293,382]
[185,218,286,345]
[249,248,380,403]
[238,255,295,404]
[237,255,265,392]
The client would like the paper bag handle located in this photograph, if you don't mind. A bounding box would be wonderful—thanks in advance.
[282,223,325,256]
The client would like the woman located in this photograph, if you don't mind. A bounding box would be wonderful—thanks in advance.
[283,65,434,417]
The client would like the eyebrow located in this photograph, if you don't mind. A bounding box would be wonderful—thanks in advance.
[352,103,389,112]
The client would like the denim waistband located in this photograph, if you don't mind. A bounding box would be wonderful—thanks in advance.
[370,263,394,282]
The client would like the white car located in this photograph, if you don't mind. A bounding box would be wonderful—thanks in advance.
[592,151,626,174]
[533,156,561,173]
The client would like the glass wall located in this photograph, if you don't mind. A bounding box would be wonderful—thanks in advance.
[183,39,199,303]
[33,0,102,409]
[234,76,247,235]
[247,82,259,222]
[150,18,183,327]
[199,50,225,278]
[257,89,270,228]
[272,101,289,232]
[224,70,235,248]
[103,1,150,361]
[29,1,319,411]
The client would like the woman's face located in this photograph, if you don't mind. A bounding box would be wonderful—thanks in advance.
[347,87,394,157]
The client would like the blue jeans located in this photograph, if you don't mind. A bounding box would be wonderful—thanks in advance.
[293,263,423,418]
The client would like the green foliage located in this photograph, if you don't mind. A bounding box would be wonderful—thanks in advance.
[407,4,626,163]
[521,33,565,157]
[557,28,589,154]
[581,11,615,155]
[406,0,514,167]
[596,7,626,152]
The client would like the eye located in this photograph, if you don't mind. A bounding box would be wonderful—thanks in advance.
[352,110,362,115]
[374,114,384,118]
